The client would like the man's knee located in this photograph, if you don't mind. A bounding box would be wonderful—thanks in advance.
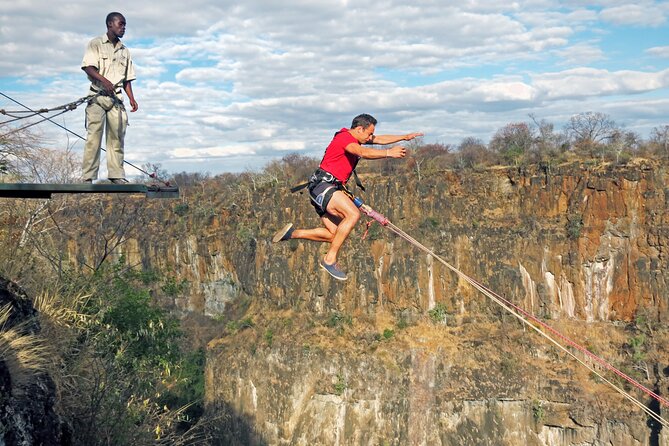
[348,208,361,224]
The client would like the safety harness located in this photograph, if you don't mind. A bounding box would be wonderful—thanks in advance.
[291,129,367,194]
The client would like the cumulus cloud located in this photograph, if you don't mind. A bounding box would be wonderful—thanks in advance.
[646,46,669,58]
[554,42,606,66]
[532,67,669,99]
[599,3,667,27]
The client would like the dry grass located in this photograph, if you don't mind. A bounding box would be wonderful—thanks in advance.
[0,304,49,390]
[33,290,92,329]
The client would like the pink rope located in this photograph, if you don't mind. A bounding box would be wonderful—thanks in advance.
[360,204,388,225]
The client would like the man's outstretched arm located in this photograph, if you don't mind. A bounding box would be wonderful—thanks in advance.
[345,143,408,160]
[370,132,423,145]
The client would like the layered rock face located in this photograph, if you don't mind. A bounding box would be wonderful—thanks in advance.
[106,161,669,323]
[206,331,656,446]
[65,161,669,445]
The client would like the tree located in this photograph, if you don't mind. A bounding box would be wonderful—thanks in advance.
[456,137,492,169]
[607,130,641,164]
[410,142,452,179]
[142,162,170,184]
[1,129,41,180]
[565,112,618,155]
[0,127,82,183]
[528,114,569,164]
[36,262,211,445]
[262,153,318,186]
[170,171,211,187]
[280,153,319,180]
[489,122,533,166]
[0,130,82,279]
[649,125,669,157]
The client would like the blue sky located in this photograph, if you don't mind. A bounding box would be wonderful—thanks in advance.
[1,0,668,177]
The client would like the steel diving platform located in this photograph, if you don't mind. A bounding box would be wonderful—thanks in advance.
[0,183,179,199]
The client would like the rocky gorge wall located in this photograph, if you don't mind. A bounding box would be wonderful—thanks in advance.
[69,160,669,323]
[206,326,658,446]
[62,160,669,444]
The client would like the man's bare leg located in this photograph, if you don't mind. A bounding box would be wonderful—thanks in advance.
[290,227,334,242]
[273,190,359,269]
[322,190,360,265]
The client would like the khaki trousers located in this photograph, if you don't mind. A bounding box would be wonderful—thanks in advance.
[82,96,127,180]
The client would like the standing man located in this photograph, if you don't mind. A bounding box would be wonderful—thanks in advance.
[81,12,138,184]
[273,114,422,280]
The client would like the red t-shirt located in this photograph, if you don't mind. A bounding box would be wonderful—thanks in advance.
[319,129,359,182]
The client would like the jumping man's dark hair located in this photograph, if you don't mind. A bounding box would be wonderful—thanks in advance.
[351,113,377,130]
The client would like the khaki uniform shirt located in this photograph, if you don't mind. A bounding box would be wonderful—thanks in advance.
[82,34,136,100]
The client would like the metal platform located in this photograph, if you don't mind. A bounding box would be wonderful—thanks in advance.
[0,183,179,199]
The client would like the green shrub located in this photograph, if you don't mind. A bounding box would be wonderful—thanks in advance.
[566,214,584,240]
[161,276,188,296]
[226,317,254,333]
[396,316,408,330]
[628,334,646,362]
[333,373,347,395]
[325,312,352,333]
[173,202,189,216]
[500,356,517,374]
[264,329,274,347]
[419,217,440,230]
[428,303,449,324]
[531,399,545,423]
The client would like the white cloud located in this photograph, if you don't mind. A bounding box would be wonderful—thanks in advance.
[532,67,669,99]
[170,145,252,158]
[646,46,669,58]
[599,3,667,27]
[472,81,537,102]
[554,42,606,66]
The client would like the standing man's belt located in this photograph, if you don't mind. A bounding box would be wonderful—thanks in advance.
[90,86,122,96]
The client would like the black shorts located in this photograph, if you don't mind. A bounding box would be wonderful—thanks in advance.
[309,179,342,217]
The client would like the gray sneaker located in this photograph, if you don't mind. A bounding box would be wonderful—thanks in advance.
[109,178,129,184]
[320,259,347,281]
[272,223,294,243]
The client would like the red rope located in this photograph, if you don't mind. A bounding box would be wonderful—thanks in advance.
[361,220,374,240]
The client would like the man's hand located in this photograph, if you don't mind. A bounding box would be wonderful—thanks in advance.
[387,145,408,158]
[124,82,138,112]
[405,132,424,141]
[83,66,116,95]
[100,78,116,95]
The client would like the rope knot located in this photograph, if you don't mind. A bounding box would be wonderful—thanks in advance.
[361,220,375,240]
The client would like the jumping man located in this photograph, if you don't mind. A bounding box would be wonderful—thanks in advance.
[272,114,423,280]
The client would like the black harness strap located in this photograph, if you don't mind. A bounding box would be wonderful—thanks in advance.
[352,169,365,191]
[290,181,309,193]
[291,169,363,193]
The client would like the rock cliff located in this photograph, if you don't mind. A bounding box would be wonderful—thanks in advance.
[61,160,669,444]
[0,278,68,445]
